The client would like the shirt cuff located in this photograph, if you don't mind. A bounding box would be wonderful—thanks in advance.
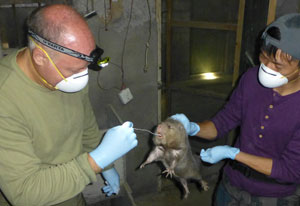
[76,152,97,183]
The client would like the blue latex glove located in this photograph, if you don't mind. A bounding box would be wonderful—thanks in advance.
[200,145,240,164]
[102,168,120,196]
[90,121,138,169]
[171,113,200,136]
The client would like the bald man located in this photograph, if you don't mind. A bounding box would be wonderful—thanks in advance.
[0,4,137,206]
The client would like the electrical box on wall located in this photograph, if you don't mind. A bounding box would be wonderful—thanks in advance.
[118,88,133,104]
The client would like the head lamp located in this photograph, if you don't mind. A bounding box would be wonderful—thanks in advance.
[28,29,109,71]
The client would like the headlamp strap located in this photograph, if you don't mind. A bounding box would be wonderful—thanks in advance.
[28,29,94,62]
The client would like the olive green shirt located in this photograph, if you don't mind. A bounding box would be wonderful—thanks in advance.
[0,49,104,206]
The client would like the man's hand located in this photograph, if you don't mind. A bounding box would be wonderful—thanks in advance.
[200,145,240,164]
[89,121,138,169]
[102,168,120,196]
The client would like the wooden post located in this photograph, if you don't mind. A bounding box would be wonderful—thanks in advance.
[165,0,172,117]
[0,38,2,58]
[156,0,162,123]
[166,0,172,88]
[267,0,277,25]
[232,0,245,86]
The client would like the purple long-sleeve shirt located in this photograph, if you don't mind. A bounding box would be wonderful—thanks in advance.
[211,66,300,197]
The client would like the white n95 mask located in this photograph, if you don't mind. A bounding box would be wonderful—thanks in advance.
[55,69,89,93]
[258,63,288,88]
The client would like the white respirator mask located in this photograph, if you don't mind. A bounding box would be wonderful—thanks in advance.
[55,69,89,93]
[258,63,288,88]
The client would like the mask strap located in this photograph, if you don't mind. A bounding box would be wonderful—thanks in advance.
[40,73,57,89]
[28,49,56,90]
[29,37,67,82]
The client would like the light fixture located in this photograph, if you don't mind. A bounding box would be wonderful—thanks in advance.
[200,72,219,80]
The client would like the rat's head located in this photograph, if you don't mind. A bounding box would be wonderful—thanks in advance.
[153,118,187,148]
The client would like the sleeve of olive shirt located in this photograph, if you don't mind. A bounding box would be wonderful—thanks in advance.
[81,86,106,153]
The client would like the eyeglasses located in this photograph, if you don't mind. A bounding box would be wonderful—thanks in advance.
[28,29,109,71]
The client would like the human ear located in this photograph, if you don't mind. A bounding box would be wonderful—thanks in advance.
[32,48,47,66]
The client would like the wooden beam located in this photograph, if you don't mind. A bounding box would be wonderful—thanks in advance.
[166,0,172,87]
[267,0,277,25]
[166,0,172,117]
[172,20,237,31]
[0,0,44,4]
[156,0,162,122]
[0,0,71,5]
[232,0,245,86]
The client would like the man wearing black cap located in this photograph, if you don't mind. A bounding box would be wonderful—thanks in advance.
[171,13,300,205]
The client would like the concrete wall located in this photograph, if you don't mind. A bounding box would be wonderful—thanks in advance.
[73,0,160,204]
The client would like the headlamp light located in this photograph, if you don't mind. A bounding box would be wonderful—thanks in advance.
[28,29,109,71]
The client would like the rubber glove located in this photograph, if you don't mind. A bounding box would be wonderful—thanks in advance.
[200,145,240,164]
[171,113,200,136]
[89,121,138,169]
[102,168,120,196]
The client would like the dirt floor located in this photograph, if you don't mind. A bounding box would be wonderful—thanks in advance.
[134,172,220,206]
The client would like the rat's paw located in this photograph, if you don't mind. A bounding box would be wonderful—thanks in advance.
[139,163,146,169]
[183,190,190,199]
[173,150,181,158]
[162,168,175,178]
[201,180,209,191]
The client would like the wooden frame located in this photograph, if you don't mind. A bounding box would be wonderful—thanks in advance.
[166,0,246,87]
[0,0,71,5]
[267,0,277,25]
[232,0,245,86]
[165,0,246,115]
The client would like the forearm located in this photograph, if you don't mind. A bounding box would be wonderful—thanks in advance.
[235,151,273,176]
[195,120,218,140]
[88,153,102,173]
